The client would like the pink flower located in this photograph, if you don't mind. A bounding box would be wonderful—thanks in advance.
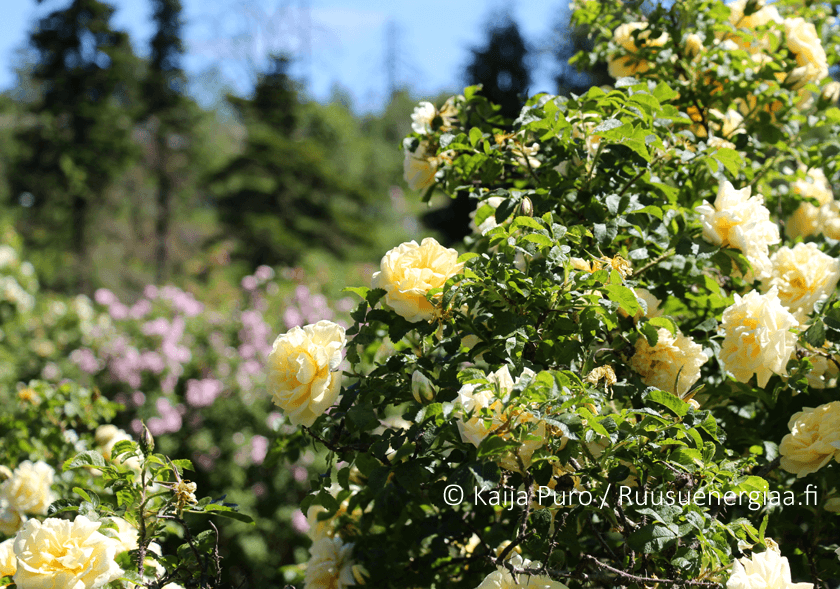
[255,265,274,282]
[94,288,117,306]
[241,275,258,291]
[250,435,269,465]
[291,509,310,534]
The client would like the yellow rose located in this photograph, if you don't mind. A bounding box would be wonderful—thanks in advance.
[0,461,55,518]
[762,243,840,324]
[630,328,708,396]
[696,180,780,280]
[608,22,669,79]
[726,544,813,589]
[371,237,463,323]
[455,366,546,473]
[476,552,569,589]
[13,515,123,589]
[786,167,840,240]
[720,288,797,388]
[785,18,828,85]
[728,0,782,30]
[267,320,346,427]
[305,535,365,589]
[619,288,663,322]
[95,425,141,475]
[0,538,14,581]
[779,401,840,478]
[403,140,438,192]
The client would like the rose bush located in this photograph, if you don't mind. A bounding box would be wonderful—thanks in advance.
[276,0,840,587]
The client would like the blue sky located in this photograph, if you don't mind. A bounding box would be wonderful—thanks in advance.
[0,0,571,112]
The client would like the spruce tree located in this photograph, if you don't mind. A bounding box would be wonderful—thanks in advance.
[11,0,138,291]
[146,0,188,284]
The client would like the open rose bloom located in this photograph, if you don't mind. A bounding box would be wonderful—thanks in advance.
[13,515,123,589]
[372,237,463,323]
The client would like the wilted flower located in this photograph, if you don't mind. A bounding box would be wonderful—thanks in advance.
[267,321,346,427]
[12,515,124,589]
[371,237,463,323]
[720,288,797,387]
[779,401,840,478]
[173,479,198,506]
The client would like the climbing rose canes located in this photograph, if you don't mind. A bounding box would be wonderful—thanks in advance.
[267,320,346,428]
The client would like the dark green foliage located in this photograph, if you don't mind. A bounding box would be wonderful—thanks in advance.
[208,58,376,267]
[10,0,139,291]
[465,15,531,120]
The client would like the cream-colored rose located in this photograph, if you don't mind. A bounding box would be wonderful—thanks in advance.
[0,461,55,517]
[403,140,438,192]
[630,328,708,396]
[475,552,569,589]
[696,181,780,280]
[805,348,840,389]
[709,108,745,139]
[785,18,828,85]
[608,22,669,79]
[786,167,840,240]
[822,81,840,103]
[720,288,797,387]
[762,243,840,323]
[410,101,436,135]
[95,425,141,474]
[509,142,541,169]
[0,538,15,580]
[727,544,813,589]
[779,401,840,478]
[685,33,704,57]
[305,535,363,589]
[619,288,663,321]
[268,320,346,427]
[371,237,463,323]
[455,366,544,473]
[0,499,23,537]
[13,515,123,589]
[728,0,782,30]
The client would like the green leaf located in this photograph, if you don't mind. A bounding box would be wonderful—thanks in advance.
[628,523,679,553]
[469,127,483,147]
[342,286,370,300]
[646,389,688,417]
[64,450,106,470]
[201,504,255,524]
[602,284,640,317]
